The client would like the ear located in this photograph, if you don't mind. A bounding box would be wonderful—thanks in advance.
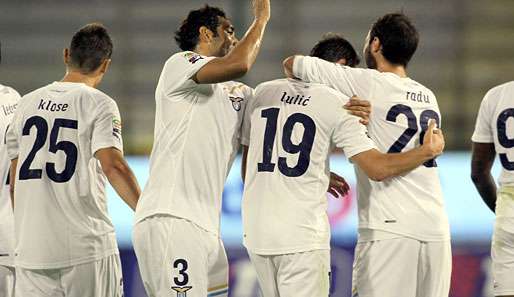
[99,58,111,74]
[335,58,347,66]
[63,48,70,65]
[198,26,214,43]
[371,37,381,53]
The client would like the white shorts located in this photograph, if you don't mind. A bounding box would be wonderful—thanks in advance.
[352,237,451,297]
[15,253,123,297]
[248,249,330,297]
[492,217,514,296]
[0,265,15,297]
[133,215,229,297]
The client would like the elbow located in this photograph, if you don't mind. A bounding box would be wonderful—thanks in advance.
[283,56,294,70]
[102,160,130,179]
[470,171,484,186]
[366,169,388,182]
[369,173,386,182]
[283,56,295,76]
[234,62,251,78]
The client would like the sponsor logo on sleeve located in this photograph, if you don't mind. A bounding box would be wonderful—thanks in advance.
[184,52,204,64]
[112,118,122,140]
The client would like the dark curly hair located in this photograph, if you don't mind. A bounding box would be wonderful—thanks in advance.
[175,5,226,51]
[369,13,419,67]
[69,23,113,74]
[310,33,360,67]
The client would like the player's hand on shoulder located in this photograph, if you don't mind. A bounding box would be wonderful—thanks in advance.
[327,171,350,198]
[252,0,271,23]
[422,119,445,158]
[344,95,371,125]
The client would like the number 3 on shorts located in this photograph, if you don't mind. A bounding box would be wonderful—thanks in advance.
[173,259,189,286]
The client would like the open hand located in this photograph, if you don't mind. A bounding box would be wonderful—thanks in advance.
[327,172,350,198]
[344,96,371,125]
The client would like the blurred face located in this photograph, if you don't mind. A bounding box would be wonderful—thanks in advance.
[212,17,237,57]
[363,31,377,69]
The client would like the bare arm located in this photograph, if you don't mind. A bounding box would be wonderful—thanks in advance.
[351,120,444,181]
[283,56,296,79]
[242,145,249,183]
[9,159,17,210]
[194,0,270,84]
[471,142,497,213]
[95,148,141,211]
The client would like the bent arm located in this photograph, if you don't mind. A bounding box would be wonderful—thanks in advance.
[96,148,141,211]
[194,2,270,84]
[351,147,435,182]
[351,120,444,181]
[470,142,497,213]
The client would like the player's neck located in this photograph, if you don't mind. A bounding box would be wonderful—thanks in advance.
[194,43,216,57]
[377,62,408,78]
[61,71,99,88]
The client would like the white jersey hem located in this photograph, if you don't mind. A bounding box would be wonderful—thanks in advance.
[135,211,219,237]
[244,244,329,256]
[15,248,119,270]
[358,225,450,242]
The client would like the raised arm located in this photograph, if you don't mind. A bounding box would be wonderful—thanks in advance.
[351,120,444,181]
[194,0,270,84]
[95,148,141,211]
[470,142,497,213]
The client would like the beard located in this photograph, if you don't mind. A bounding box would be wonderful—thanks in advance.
[364,46,378,69]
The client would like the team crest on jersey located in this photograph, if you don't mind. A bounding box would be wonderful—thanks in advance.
[184,52,204,64]
[229,96,243,111]
[112,118,122,140]
[171,286,192,297]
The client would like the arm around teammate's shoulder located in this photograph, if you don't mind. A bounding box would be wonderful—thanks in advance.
[96,148,140,211]
[194,0,270,84]
[351,120,445,181]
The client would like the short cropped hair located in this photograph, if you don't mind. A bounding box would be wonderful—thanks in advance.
[175,5,226,51]
[369,13,419,67]
[69,23,113,74]
[310,33,360,67]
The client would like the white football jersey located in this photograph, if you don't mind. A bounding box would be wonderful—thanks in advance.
[0,84,20,267]
[293,56,450,242]
[134,51,252,235]
[472,81,514,217]
[6,82,123,269]
[241,78,375,255]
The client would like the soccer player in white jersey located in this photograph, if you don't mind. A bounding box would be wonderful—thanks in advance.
[471,81,514,297]
[6,24,141,297]
[242,34,446,297]
[132,2,270,297]
[284,13,452,297]
[0,42,21,297]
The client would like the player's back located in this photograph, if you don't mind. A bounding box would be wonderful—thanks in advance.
[7,82,122,269]
[473,81,514,217]
[358,72,449,241]
[242,78,372,254]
